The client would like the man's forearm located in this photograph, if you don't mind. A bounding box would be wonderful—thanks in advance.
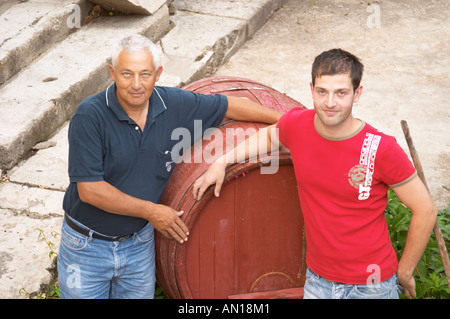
[78,181,155,219]
[217,124,278,164]
[397,205,437,278]
[225,96,282,124]
[192,124,279,200]
[77,181,189,242]
[77,181,154,218]
[392,176,437,298]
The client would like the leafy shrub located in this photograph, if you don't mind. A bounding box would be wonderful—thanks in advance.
[385,188,450,299]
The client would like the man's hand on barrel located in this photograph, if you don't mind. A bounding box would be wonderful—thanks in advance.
[149,204,189,243]
[192,161,228,201]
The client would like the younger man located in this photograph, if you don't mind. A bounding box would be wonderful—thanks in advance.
[193,48,437,299]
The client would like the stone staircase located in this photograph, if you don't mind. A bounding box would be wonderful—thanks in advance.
[0,0,169,171]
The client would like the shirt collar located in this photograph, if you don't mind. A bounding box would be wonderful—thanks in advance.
[149,87,167,119]
[105,83,167,122]
[105,83,130,122]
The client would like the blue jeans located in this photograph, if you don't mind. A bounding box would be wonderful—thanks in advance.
[57,217,155,299]
[303,268,401,299]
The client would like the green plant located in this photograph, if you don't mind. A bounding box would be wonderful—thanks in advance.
[37,229,59,260]
[21,230,61,299]
[154,284,168,299]
[385,188,450,299]
[48,283,60,298]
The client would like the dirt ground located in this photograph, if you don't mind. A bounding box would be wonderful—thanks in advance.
[216,0,450,210]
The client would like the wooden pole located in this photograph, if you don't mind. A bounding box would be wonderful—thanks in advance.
[401,120,450,289]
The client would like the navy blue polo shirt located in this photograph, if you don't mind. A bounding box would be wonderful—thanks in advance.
[63,83,227,236]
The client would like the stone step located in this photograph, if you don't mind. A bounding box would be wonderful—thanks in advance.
[88,0,167,15]
[0,0,93,87]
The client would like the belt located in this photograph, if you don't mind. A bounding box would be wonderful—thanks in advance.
[64,214,131,242]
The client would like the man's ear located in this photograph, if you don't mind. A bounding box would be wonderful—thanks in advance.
[155,65,163,82]
[353,85,363,103]
[108,64,116,82]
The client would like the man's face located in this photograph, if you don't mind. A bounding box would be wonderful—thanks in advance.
[310,73,362,137]
[109,49,162,111]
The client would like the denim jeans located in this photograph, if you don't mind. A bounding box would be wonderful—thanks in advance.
[57,216,155,299]
[303,268,401,299]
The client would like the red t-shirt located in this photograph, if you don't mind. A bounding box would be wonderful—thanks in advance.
[277,108,417,284]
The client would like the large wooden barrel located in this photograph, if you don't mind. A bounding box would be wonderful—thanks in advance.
[156,76,307,299]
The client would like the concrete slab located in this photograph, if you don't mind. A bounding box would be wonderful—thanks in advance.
[0,194,63,298]
[161,10,246,85]
[0,182,64,217]
[8,122,69,191]
[172,0,286,37]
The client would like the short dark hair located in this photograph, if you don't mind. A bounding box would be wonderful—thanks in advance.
[311,49,364,91]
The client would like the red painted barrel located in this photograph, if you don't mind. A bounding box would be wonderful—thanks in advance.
[155,76,307,299]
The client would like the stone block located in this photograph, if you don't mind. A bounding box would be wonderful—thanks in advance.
[89,0,167,15]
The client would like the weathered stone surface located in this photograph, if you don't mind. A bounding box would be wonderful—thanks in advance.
[0,0,92,86]
[89,0,166,15]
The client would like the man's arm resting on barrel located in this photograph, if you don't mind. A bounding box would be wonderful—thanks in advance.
[225,96,282,124]
[192,124,281,200]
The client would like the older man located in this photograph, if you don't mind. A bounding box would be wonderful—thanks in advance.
[57,34,281,299]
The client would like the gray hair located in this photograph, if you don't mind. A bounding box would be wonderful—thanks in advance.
[111,34,161,69]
